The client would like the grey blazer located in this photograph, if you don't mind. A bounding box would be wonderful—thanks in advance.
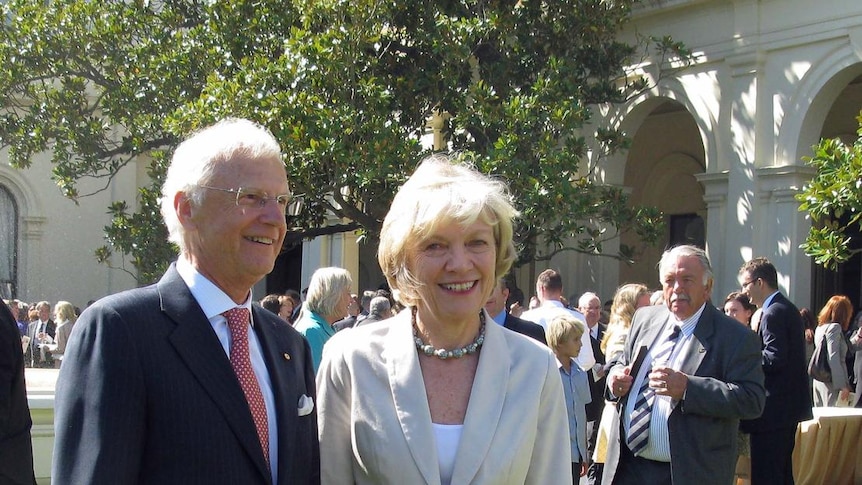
[317,309,572,484]
[602,304,765,485]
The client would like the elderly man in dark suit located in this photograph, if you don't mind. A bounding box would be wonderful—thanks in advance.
[53,118,320,484]
[604,245,765,485]
[577,291,607,485]
[739,257,811,485]
[485,278,547,345]
[0,300,35,484]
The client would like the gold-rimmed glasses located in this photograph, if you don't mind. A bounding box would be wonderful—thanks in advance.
[199,185,302,216]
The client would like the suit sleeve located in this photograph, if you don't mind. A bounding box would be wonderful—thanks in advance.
[316,334,355,484]
[525,351,574,483]
[52,305,146,484]
[680,327,766,420]
[824,323,850,389]
[0,309,17,433]
[759,305,792,372]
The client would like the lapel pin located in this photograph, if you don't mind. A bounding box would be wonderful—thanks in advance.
[283,352,291,361]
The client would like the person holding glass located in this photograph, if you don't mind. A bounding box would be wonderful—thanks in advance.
[316,154,571,484]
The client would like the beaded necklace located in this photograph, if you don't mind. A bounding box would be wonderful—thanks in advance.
[412,307,485,360]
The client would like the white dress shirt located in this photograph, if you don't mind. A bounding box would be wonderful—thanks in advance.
[622,303,704,462]
[176,257,278,482]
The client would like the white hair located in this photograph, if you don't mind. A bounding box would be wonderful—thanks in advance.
[160,118,282,253]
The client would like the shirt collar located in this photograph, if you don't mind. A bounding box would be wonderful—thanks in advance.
[176,256,253,322]
[762,290,780,309]
[541,300,566,309]
[674,302,706,337]
[491,309,507,326]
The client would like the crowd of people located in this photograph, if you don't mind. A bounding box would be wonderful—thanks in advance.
[2,298,90,369]
[3,117,861,485]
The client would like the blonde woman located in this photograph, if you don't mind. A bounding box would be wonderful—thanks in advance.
[317,154,570,484]
[592,283,651,474]
[51,301,77,367]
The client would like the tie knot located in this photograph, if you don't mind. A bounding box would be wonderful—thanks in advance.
[670,325,681,339]
[224,307,251,336]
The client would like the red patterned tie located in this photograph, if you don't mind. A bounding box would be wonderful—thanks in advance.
[224,307,270,465]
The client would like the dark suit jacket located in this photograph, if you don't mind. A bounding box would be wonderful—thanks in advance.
[333,315,357,332]
[603,304,765,485]
[53,265,320,485]
[25,319,56,367]
[585,323,607,422]
[0,303,35,485]
[503,313,547,345]
[741,292,812,433]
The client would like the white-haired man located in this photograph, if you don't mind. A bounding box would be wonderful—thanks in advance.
[53,118,320,484]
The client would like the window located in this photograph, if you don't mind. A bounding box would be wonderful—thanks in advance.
[0,185,18,298]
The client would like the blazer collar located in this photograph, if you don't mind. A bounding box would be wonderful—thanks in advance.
[383,309,510,485]
[158,264,273,483]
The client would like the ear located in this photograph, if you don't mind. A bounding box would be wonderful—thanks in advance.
[174,191,196,230]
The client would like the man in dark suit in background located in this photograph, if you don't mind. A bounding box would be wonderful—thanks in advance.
[739,257,811,485]
[0,299,35,484]
[25,301,55,368]
[604,245,765,485]
[577,291,607,485]
[485,278,547,345]
[53,118,320,484]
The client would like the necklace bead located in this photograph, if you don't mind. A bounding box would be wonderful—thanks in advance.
[412,308,485,360]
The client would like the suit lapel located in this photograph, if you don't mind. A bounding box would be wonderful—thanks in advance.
[384,311,440,484]
[680,306,714,376]
[158,267,271,482]
[451,319,509,484]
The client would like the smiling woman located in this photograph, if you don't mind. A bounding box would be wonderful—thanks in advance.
[316,154,572,485]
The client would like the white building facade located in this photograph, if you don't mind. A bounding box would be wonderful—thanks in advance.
[3,0,862,313]
[514,0,862,311]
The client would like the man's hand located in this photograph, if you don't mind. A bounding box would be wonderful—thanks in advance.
[609,366,633,397]
[649,364,688,400]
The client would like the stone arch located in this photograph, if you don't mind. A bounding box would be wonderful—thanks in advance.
[601,76,718,186]
[780,43,862,165]
[0,164,46,299]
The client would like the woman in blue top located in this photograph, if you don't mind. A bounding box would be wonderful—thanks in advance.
[294,266,352,372]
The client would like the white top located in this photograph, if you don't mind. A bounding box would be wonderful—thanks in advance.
[175,256,278,482]
[433,423,463,485]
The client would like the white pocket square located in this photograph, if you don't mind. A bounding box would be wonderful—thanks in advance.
[298,394,314,416]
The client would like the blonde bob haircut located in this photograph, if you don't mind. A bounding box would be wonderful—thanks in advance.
[304,267,353,320]
[546,313,586,352]
[377,154,518,307]
[54,301,77,323]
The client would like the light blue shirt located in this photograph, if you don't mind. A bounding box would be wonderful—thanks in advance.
[623,303,704,462]
[491,309,507,327]
[294,307,335,372]
[558,358,591,463]
[762,290,780,309]
[176,257,278,483]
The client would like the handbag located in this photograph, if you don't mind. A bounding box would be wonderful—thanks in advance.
[808,332,832,383]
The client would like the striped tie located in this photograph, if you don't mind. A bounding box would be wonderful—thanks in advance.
[224,307,270,466]
[627,325,682,455]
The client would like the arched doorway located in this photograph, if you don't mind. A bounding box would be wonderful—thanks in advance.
[619,99,707,288]
[0,184,18,299]
[809,74,862,314]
